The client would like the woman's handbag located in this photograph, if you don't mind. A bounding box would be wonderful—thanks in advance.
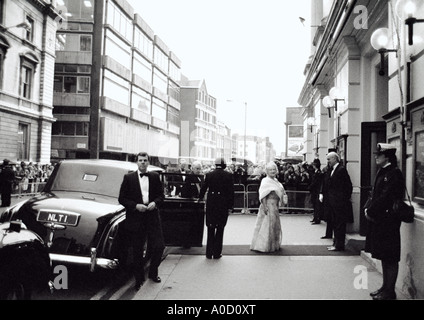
[392,186,415,223]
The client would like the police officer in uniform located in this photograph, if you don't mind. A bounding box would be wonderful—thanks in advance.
[365,143,404,300]
[198,158,234,259]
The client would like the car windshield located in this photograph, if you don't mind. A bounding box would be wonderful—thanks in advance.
[49,162,135,198]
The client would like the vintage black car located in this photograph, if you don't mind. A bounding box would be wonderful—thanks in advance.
[0,220,53,300]
[0,159,205,273]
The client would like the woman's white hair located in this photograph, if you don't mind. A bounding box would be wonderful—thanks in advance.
[265,161,278,171]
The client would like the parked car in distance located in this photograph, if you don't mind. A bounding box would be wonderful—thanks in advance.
[0,159,204,274]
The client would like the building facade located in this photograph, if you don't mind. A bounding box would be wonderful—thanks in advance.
[216,120,233,163]
[233,134,276,165]
[52,0,182,166]
[298,0,424,299]
[0,0,60,164]
[179,77,217,165]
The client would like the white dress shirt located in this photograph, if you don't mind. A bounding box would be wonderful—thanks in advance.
[138,170,149,205]
[331,163,339,176]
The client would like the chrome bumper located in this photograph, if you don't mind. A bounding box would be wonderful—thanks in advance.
[49,253,119,271]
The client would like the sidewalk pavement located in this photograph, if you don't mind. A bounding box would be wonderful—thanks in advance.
[129,214,407,300]
[1,197,407,300]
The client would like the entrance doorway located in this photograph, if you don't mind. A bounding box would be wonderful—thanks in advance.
[360,122,386,235]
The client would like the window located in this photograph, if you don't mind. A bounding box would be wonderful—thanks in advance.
[105,31,131,70]
[152,98,166,121]
[106,1,133,42]
[55,76,90,94]
[25,16,34,42]
[17,123,29,161]
[63,0,94,21]
[0,0,4,25]
[132,86,151,113]
[134,29,153,60]
[167,107,180,127]
[21,66,33,99]
[103,70,130,105]
[53,106,89,115]
[133,53,152,83]
[52,122,89,136]
[64,76,77,93]
[77,77,90,93]
[153,69,167,93]
[80,35,92,51]
[154,47,168,72]
[0,39,7,90]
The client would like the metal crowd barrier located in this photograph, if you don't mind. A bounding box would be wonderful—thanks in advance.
[10,180,314,215]
[233,184,314,214]
[12,182,47,197]
[233,184,246,213]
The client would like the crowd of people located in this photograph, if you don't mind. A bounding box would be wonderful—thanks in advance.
[0,160,55,198]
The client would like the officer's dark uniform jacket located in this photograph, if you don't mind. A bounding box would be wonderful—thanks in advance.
[365,164,404,262]
[198,168,234,227]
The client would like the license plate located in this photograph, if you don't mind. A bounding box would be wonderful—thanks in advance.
[37,210,80,226]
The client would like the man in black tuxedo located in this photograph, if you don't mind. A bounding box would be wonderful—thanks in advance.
[308,158,323,224]
[198,158,234,259]
[321,152,353,251]
[118,152,165,290]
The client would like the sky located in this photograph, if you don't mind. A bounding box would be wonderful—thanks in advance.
[127,0,312,155]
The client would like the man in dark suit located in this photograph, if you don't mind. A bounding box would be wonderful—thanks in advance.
[180,161,203,199]
[308,158,323,224]
[118,152,165,290]
[198,158,234,259]
[321,152,353,251]
[0,159,16,207]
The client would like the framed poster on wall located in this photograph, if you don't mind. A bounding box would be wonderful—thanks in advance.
[414,130,424,204]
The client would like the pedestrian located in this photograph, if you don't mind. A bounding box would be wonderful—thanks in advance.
[319,165,333,238]
[250,161,287,253]
[118,152,165,290]
[320,152,353,251]
[284,164,299,213]
[180,161,204,248]
[364,143,404,300]
[0,159,16,207]
[198,157,234,259]
[181,161,203,199]
[309,158,323,224]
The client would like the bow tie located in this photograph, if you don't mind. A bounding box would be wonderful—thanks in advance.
[140,172,148,178]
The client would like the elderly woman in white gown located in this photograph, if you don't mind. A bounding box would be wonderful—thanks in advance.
[250,161,287,252]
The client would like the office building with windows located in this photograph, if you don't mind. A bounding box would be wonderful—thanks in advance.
[0,0,60,163]
[52,0,181,166]
[179,77,217,165]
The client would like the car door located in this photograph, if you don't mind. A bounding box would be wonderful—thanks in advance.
[159,172,205,247]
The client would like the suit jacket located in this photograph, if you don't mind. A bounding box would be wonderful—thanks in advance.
[118,171,164,232]
[308,169,323,196]
[324,164,353,223]
[198,168,234,227]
